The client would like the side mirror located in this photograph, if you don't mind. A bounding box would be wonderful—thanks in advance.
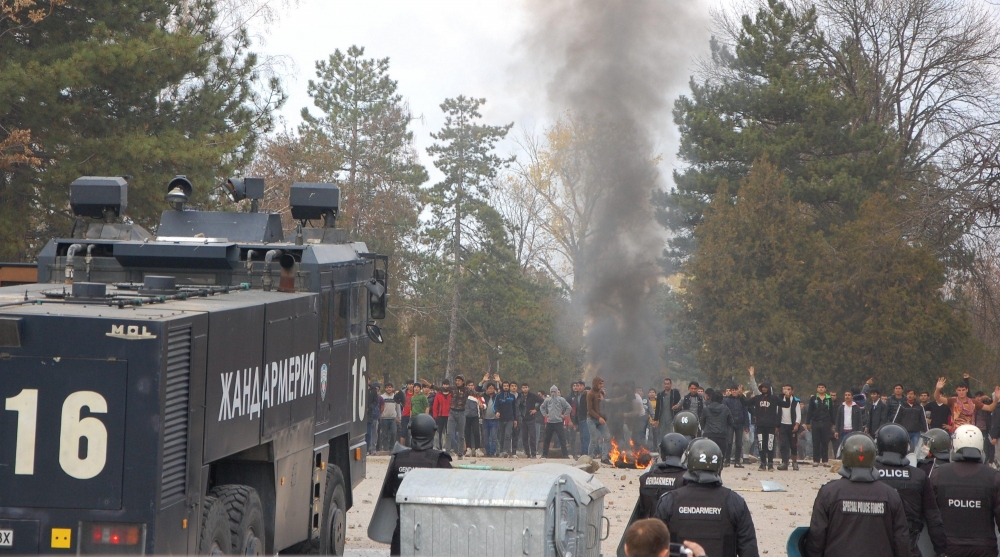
[366,323,384,344]
[366,272,387,320]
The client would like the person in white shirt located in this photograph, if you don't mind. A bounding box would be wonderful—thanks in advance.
[834,388,864,456]
[379,384,400,451]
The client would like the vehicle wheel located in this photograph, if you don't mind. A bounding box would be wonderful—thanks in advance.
[199,496,232,555]
[320,467,347,556]
[209,485,266,556]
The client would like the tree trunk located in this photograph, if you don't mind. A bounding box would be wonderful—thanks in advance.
[445,182,463,380]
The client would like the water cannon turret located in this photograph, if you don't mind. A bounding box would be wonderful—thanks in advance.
[70,176,128,223]
[289,182,339,228]
[67,176,151,241]
[225,177,265,213]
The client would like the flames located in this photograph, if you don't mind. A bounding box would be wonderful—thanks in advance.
[609,437,652,469]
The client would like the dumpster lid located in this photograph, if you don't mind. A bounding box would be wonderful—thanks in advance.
[397,464,609,508]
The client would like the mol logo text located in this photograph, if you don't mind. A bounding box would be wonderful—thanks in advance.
[106,324,157,340]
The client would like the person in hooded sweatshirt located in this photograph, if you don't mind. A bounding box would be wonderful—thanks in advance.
[540,385,573,459]
[747,367,780,471]
[703,390,734,459]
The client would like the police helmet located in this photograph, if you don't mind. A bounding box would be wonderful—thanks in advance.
[658,433,688,468]
[673,411,699,439]
[409,414,437,450]
[839,433,878,482]
[921,428,951,457]
[875,423,909,458]
[951,424,984,462]
[683,438,724,484]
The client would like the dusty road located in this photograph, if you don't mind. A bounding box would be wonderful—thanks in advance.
[343,455,836,556]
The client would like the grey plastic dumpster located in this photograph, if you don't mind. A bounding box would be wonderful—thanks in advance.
[395,463,610,557]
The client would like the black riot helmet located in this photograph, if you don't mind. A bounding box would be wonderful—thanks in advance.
[673,411,699,439]
[922,428,951,458]
[659,433,689,468]
[875,423,910,461]
[409,414,437,450]
[839,433,878,482]
[683,438,724,484]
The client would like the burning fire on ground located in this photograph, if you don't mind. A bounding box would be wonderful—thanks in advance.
[609,437,652,469]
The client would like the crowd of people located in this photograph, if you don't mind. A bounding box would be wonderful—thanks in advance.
[372,367,1000,557]
[365,367,1000,471]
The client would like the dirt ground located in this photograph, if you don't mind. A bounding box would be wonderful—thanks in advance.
[343,455,837,556]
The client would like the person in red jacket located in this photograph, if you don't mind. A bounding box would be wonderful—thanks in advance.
[432,379,452,450]
[399,384,414,446]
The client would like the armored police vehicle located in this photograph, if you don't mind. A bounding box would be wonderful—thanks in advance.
[0,176,388,555]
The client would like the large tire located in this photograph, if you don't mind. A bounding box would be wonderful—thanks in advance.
[319,467,347,556]
[199,496,232,555]
[209,485,266,556]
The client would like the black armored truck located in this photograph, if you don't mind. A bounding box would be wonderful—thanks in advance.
[0,176,388,555]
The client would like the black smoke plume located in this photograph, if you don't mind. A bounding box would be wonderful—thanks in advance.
[528,0,706,387]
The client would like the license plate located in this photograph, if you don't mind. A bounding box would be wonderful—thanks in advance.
[0,529,12,547]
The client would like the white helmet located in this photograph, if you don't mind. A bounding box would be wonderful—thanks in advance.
[951,425,984,462]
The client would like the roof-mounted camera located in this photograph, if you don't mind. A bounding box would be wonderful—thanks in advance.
[289,182,340,228]
[70,176,128,223]
[165,175,193,211]
[225,177,265,213]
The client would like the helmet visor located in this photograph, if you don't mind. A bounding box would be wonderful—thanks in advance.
[914,434,932,461]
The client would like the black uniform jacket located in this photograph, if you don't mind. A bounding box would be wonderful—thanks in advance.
[636,463,686,519]
[874,459,947,556]
[653,483,760,557]
[930,460,1000,557]
[806,476,909,557]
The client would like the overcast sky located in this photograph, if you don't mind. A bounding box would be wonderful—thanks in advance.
[250,0,714,187]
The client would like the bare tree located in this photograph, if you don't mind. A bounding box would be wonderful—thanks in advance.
[517,117,605,299]
[492,171,551,273]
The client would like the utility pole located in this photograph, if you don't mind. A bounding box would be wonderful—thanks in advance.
[413,336,418,384]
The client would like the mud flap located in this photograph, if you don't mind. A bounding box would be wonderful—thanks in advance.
[616,499,643,557]
[786,526,808,557]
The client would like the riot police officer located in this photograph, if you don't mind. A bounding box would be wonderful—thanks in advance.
[617,433,689,557]
[873,423,947,557]
[369,414,452,555]
[673,411,700,439]
[806,433,909,557]
[930,424,1000,557]
[653,438,759,557]
[915,428,951,476]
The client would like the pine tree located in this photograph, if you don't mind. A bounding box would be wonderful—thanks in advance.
[658,0,899,271]
[0,0,283,260]
[687,158,980,388]
[425,96,512,379]
[299,45,427,252]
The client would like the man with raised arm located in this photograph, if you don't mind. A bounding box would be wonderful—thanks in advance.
[934,375,1000,433]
